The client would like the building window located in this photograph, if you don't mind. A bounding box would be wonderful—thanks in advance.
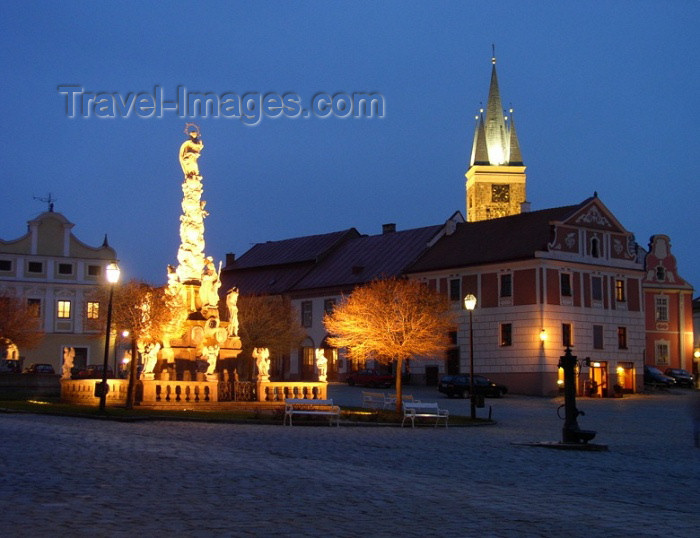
[87,265,101,277]
[86,302,100,320]
[301,301,312,328]
[656,266,665,281]
[323,299,336,316]
[593,325,604,349]
[655,341,670,365]
[0,259,11,271]
[560,273,572,297]
[591,276,602,302]
[655,296,669,322]
[562,323,573,347]
[449,279,461,302]
[58,263,73,275]
[591,237,600,258]
[27,298,42,319]
[57,300,71,319]
[615,279,625,302]
[500,274,512,298]
[28,261,43,273]
[617,327,627,349]
[500,323,512,347]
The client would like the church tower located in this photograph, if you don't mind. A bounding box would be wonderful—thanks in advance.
[465,53,527,222]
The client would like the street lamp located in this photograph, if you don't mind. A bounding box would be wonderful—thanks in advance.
[99,261,120,411]
[464,294,477,419]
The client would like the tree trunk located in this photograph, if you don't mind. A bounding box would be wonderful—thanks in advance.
[126,337,138,409]
[394,357,403,414]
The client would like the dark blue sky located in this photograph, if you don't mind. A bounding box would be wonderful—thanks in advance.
[2,1,698,290]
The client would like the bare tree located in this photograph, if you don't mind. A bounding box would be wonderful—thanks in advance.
[232,294,305,380]
[0,291,44,353]
[324,278,456,412]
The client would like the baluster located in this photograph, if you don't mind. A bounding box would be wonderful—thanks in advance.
[155,384,162,402]
[175,385,181,402]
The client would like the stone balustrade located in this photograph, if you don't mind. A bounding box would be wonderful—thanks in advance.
[61,379,128,406]
[257,381,327,402]
[140,379,217,406]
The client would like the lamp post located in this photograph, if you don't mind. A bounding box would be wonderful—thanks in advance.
[99,262,120,411]
[464,294,477,419]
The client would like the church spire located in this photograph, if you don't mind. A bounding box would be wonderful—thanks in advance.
[465,51,527,223]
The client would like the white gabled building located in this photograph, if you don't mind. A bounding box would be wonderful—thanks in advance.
[0,209,117,373]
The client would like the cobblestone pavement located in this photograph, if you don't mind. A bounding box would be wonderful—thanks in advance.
[1,386,698,537]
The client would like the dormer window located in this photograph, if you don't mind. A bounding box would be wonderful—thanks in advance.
[656,266,665,281]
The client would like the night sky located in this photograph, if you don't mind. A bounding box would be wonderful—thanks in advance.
[2,1,698,290]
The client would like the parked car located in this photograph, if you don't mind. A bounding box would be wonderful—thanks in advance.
[643,365,675,387]
[438,374,507,398]
[23,363,55,374]
[346,369,394,388]
[76,364,114,379]
[664,368,694,388]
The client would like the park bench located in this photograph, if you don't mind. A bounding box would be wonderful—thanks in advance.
[284,398,341,427]
[402,401,449,428]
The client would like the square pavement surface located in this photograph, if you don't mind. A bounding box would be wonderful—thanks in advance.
[1,384,698,537]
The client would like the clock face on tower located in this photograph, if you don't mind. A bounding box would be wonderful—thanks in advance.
[491,184,510,203]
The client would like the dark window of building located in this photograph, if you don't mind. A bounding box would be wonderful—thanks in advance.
[656,266,665,281]
[560,273,572,297]
[500,274,512,298]
[655,296,669,322]
[591,277,602,301]
[58,263,73,275]
[0,260,11,271]
[449,279,461,302]
[323,299,336,316]
[500,323,512,346]
[301,301,312,328]
[562,323,573,347]
[87,265,101,277]
[615,279,625,302]
[28,261,43,273]
[27,298,41,319]
[593,325,604,349]
[448,331,458,346]
[617,327,627,349]
[591,238,600,258]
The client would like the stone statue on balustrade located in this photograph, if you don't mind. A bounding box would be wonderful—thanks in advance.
[253,347,270,382]
[62,346,75,380]
[315,348,328,382]
[140,342,161,380]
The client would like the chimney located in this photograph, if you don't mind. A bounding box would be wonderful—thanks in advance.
[225,252,236,266]
[382,223,396,234]
[520,201,531,213]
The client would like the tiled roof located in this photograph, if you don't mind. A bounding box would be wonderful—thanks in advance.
[407,204,582,273]
[292,225,443,291]
[227,229,359,269]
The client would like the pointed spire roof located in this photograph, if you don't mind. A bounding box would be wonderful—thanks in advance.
[468,51,523,168]
[469,111,489,166]
[507,108,523,165]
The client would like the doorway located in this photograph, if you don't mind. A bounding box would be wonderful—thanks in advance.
[588,361,608,397]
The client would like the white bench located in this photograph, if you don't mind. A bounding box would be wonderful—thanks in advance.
[363,391,420,410]
[284,399,341,427]
[402,402,449,428]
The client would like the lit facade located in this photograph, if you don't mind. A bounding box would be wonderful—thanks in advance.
[641,235,695,377]
[0,210,117,372]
